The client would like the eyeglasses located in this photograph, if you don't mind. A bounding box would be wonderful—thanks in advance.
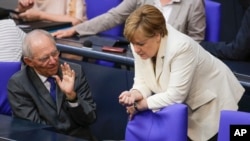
[35,50,60,63]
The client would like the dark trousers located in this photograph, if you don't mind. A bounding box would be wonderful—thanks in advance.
[201,7,250,61]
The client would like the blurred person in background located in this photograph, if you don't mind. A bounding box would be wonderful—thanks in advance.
[0,10,26,61]
[53,0,206,43]
[16,0,87,25]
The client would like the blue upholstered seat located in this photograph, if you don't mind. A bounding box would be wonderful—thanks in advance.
[205,0,221,42]
[85,0,124,36]
[85,0,124,67]
[0,62,21,115]
[125,103,188,141]
[218,110,250,141]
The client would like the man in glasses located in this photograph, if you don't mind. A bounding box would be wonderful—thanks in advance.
[7,29,97,141]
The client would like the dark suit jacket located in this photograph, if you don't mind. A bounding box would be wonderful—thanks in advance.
[201,7,250,61]
[7,60,96,140]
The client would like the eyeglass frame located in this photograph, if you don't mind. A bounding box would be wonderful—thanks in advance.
[32,49,60,63]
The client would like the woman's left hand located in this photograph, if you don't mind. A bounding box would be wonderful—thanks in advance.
[126,105,137,120]
[118,91,136,106]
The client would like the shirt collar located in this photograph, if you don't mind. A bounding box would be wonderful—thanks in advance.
[35,72,48,83]
[154,0,181,6]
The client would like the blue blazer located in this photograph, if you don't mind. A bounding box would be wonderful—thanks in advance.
[201,7,250,61]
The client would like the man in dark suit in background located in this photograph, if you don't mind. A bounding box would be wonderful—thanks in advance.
[7,29,97,141]
[201,2,250,61]
[239,0,250,11]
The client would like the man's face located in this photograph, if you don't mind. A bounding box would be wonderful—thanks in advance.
[24,35,60,77]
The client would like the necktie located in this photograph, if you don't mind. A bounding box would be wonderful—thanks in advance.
[47,77,56,103]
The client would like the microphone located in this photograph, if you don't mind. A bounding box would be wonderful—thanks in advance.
[82,39,106,47]
[82,40,93,48]
[82,39,127,53]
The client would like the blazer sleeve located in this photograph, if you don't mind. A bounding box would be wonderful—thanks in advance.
[75,0,140,35]
[131,44,153,98]
[187,0,206,42]
[7,77,48,124]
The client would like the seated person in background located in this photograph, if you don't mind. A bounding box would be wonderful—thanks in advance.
[118,5,244,141]
[16,0,87,25]
[0,15,26,61]
[52,0,205,43]
[15,0,88,60]
[201,5,250,61]
[7,29,97,141]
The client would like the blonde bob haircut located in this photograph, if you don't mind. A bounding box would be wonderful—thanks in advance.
[124,5,168,41]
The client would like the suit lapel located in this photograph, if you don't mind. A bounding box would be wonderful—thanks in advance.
[56,67,64,115]
[28,68,56,109]
[155,37,167,81]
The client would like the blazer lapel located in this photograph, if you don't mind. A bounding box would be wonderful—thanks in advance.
[142,59,159,90]
[56,67,64,115]
[28,68,56,109]
[155,37,167,81]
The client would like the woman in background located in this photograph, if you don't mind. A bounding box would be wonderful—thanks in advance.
[16,0,87,60]
[52,0,205,43]
[0,18,26,61]
[16,0,87,25]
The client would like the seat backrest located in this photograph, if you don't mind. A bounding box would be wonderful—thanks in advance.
[218,110,250,141]
[85,0,124,36]
[0,62,21,115]
[205,0,221,42]
[125,103,188,141]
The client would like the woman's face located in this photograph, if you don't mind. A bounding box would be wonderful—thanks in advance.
[131,31,161,60]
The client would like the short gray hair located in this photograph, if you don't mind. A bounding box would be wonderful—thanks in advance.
[22,29,56,58]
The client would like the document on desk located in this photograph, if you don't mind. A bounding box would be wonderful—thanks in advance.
[56,35,129,46]
[14,19,72,33]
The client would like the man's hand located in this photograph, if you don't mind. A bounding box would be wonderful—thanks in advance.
[53,62,76,100]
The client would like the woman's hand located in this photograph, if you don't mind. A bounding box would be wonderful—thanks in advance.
[51,27,77,38]
[19,9,42,21]
[119,91,136,106]
[126,105,137,120]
